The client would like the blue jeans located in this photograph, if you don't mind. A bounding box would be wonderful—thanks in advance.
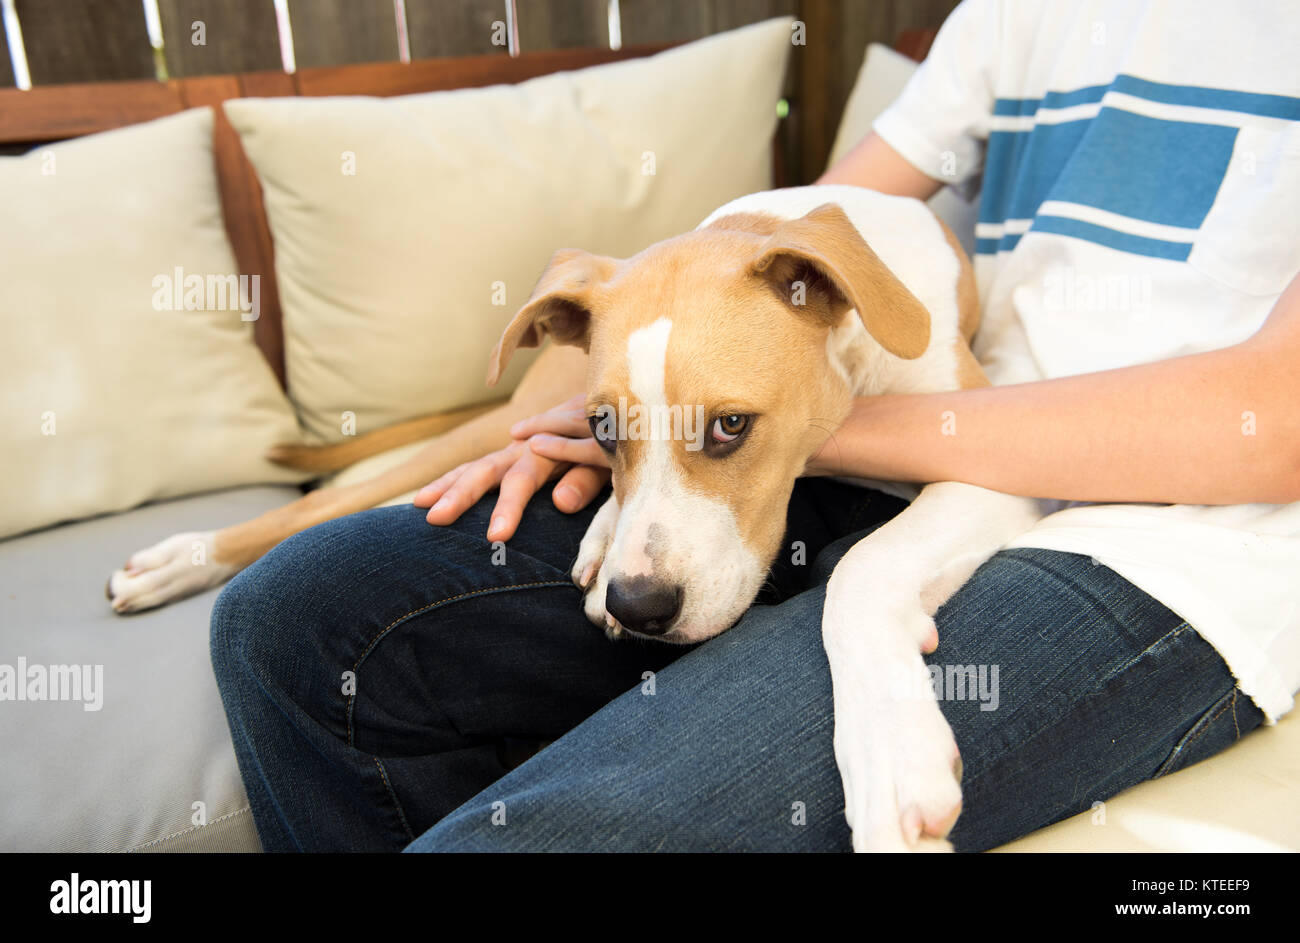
[210,479,1262,852]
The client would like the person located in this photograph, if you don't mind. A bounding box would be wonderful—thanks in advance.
[210,0,1300,852]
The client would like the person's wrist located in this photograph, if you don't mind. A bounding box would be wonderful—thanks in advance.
[804,396,879,478]
[803,442,839,477]
[804,407,856,477]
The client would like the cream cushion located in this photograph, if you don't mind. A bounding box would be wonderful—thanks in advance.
[0,108,307,539]
[225,17,794,444]
[0,485,301,852]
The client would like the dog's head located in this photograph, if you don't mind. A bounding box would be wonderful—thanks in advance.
[488,203,931,643]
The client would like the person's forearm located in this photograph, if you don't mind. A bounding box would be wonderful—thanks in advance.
[813,335,1300,506]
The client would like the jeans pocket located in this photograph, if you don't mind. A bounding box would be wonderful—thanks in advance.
[1154,687,1265,778]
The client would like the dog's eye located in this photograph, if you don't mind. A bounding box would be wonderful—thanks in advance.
[588,413,617,454]
[710,414,750,446]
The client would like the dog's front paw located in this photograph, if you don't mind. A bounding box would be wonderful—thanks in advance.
[824,597,963,853]
[572,496,622,637]
[106,531,237,614]
[834,680,963,853]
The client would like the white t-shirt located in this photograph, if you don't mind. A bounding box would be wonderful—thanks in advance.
[873,0,1300,721]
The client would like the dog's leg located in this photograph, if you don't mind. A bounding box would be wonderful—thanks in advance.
[573,494,620,635]
[822,481,1042,851]
[108,345,589,613]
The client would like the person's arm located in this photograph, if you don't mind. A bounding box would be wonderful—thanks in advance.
[809,272,1300,505]
[816,130,943,200]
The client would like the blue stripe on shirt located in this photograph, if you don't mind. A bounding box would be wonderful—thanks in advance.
[990,74,1300,121]
[1047,107,1237,229]
[1029,216,1193,261]
[981,108,1236,232]
[971,71,1298,259]
[975,233,1024,255]
[992,84,1110,116]
[980,120,1088,225]
[1111,74,1300,120]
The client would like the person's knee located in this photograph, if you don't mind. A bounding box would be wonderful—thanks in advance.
[209,511,386,690]
[210,503,513,712]
[209,570,252,679]
[209,548,304,693]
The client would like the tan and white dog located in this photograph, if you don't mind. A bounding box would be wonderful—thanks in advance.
[111,185,1043,851]
[487,185,1044,850]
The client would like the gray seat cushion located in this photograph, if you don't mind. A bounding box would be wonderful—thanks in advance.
[0,485,301,852]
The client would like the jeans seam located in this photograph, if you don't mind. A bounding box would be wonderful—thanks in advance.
[345,579,575,748]
[1107,621,1192,682]
[1154,686,1238,778]
[373,756,416,845]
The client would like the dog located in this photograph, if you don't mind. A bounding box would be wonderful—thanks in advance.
[484,185,1044,850]
[111,185,1043,850]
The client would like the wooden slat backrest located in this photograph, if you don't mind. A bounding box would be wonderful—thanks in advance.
[293,44,669,95]
[0,45,672,388]
[156,0,283,77]
[0,13,13,88]
[14,0,156,85]
[404,0,507,58]
[286,0,402,69]
[515,0,609,51]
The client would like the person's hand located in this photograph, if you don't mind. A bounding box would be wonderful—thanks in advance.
[412,395,610,542]
[509,394,612,469]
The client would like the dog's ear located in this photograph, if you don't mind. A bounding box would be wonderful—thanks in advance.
[487,249,616,386]
[751,203,930,360]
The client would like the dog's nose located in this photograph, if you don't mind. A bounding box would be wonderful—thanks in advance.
[605,577,683,636]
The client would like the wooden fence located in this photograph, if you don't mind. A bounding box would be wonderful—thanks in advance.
[0,0,957,182]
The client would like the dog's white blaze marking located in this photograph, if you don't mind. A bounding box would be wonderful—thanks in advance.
[620,317,674,579]
[600,316,764,639]
[626,317,672,408]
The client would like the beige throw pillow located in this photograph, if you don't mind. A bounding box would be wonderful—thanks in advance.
[0,108,308,539]
[225,17,795,443]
